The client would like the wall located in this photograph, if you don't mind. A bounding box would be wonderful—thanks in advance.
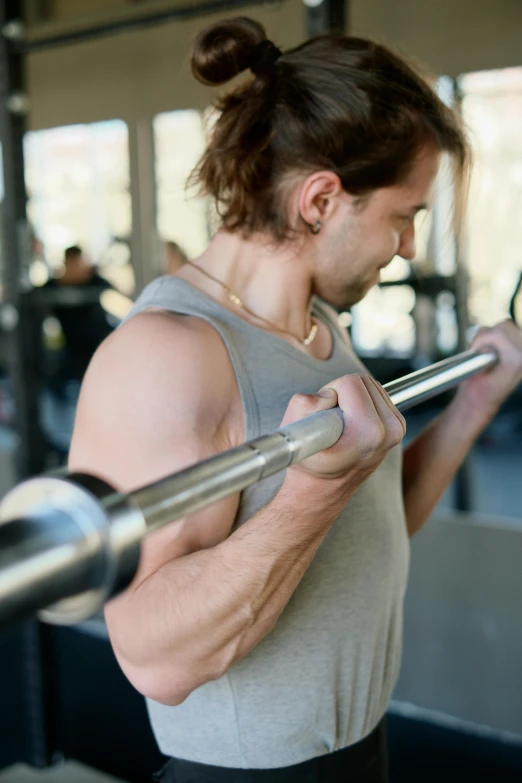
[395,510,522,738]
[26,0,522,130]
[26,0,305,130]
[352,0,522,77]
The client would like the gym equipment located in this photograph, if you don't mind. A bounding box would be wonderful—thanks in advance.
[0,349,497,630]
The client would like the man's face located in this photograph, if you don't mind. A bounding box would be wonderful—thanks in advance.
[313,145,441,309]
[62,253,93,285]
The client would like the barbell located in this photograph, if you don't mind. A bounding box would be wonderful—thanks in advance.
[0,349,497,631]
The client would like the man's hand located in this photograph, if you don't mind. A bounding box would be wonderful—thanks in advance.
[454,319,522,427]
[280,374,406,503]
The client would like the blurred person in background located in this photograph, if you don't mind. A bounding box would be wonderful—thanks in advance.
[41,245,123,459]
[163,240,188,276]
[45,245,116,381]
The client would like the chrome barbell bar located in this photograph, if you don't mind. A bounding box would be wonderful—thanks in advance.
[0,349,497,629]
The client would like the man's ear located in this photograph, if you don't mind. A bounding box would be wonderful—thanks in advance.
[298,171,344,227]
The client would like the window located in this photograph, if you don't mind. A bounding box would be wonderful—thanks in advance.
[153,110,210,265]
[460,66,522,326]
[24,120,133,294]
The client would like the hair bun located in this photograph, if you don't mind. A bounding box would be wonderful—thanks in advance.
[191,17,267,86]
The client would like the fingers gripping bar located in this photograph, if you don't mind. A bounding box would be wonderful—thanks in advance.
[0,349,498,628]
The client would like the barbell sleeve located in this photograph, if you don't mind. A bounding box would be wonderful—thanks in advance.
[0,348,498,628]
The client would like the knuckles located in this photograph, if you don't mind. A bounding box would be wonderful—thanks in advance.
[339,373,367,394]
[362,416,387,451]
[389,415,406,446]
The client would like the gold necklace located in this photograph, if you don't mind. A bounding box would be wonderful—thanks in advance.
[185,261,318,346]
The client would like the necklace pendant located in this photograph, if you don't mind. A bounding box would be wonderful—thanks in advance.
[303,323,318,346]
[229,293,242,306]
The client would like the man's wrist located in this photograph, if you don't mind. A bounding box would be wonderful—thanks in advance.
[448,389,497,439]
[282,467,357,519]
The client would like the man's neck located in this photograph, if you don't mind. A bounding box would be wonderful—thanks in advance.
[184,230,315,342]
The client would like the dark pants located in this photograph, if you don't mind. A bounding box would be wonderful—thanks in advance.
[152,720,388,782]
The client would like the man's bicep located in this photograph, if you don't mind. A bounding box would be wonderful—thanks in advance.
[68,313,241,572]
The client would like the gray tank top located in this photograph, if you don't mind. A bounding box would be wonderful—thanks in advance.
[126,276,410,769]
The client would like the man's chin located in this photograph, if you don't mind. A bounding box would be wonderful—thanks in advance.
[348,280,379,307]
[325,289,366,311]
[320,277,379,310]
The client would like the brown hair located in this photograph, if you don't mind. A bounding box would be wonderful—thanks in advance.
[64,245,83,262]
[190,17,468,240]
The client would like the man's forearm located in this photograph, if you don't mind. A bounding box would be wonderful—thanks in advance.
[402,396,488,536]
[106,473,351,705]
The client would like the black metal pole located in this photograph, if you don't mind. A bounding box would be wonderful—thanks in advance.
[0,2,53,769]
[306,0,348,38]
[452,79,474,513]
[18,0,276,53]
[0,1,46,480]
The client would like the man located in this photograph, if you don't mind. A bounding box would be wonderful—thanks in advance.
[69,18,522,783]
[47,245,115,381]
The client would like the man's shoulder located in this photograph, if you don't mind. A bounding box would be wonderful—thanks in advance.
[114,309,232,360]
[87,310,239,434]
